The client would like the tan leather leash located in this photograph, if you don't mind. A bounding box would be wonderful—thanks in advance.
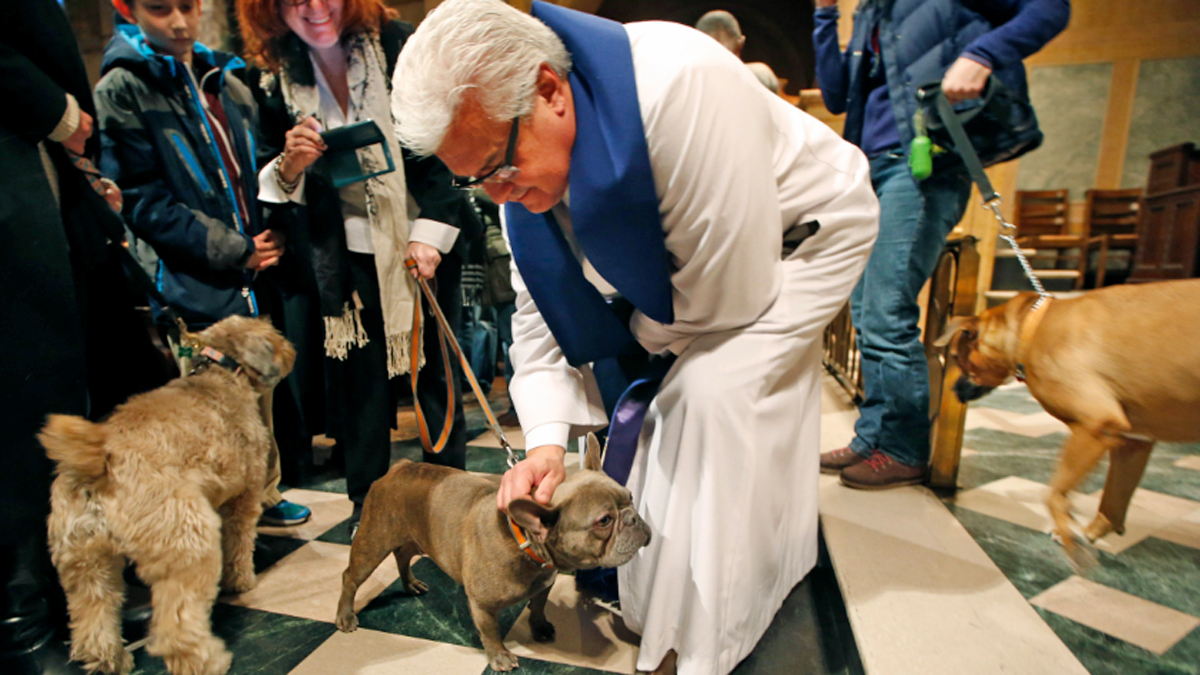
[405,259,522,468]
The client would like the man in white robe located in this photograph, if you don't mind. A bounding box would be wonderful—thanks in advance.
[392,2,878,673]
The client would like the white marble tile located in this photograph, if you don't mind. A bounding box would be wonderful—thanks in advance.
[1155,507,1200,550]
[468,426,526,450]
[1031,576,1200,655]
[819,475,1088,675]
[258,489,354,541]
[964,407,1068,438]
[224,540,398,624]
[289,628,489,675]
[1173,455,1200,472]
[503,575,640,674]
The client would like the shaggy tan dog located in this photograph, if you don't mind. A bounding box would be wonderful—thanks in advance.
[39,316,295,675]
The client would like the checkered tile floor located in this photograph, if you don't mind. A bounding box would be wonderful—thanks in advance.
[948,381,1200,674]
[122,391,860,675]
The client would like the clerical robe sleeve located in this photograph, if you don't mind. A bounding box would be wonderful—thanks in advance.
[503,209,609,443]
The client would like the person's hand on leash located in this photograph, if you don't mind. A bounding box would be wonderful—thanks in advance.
[941,56,992,104]
[279,116,325,184]
[497,445,566,511]
[406,241,441,279]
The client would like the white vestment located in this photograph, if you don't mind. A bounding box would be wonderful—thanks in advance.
[505,21,879,675]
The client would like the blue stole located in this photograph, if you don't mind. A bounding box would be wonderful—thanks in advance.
[505,2,673,367]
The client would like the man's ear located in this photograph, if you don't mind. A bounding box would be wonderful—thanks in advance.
[112,0,135,23]
[508,498,560,543]
[536,63,567,114]
[583,432,604,472]
[934,316,978,348]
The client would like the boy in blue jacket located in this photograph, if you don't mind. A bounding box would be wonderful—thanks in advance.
[96,0,309,526]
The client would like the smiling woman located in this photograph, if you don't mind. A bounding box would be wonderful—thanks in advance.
[238,0,478,520]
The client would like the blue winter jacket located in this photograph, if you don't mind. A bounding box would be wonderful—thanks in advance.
[814,0,1069,159]
[96,25,263,328]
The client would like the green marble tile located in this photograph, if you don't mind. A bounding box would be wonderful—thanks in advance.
[1037,608,1200,675]
[466,444,512,475]
[945,505,1076,599]
[1085,537,1200,618]
[970,387,1051,415]
[1132,441,1200,503]
[130,604,335,675]
[293,471,347,495]
[252,535,308,573]
[353,557,522,648]
[314,516,356,546]
[957,428,1082,492]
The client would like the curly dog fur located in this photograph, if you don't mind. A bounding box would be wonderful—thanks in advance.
[40,316,295,675]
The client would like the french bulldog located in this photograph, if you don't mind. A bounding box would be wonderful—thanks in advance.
[935,280,1200,561]
[335,433,651,671]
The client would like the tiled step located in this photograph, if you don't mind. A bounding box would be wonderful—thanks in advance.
[817,378,1089,675]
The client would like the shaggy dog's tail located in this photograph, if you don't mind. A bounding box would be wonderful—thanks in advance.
[40,414,109,488]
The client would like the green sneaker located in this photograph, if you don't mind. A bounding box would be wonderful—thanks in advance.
[259,500,312,526]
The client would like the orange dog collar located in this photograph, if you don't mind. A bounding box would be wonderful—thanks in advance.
[507,515,553,569]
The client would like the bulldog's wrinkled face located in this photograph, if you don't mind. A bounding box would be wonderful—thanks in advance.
[543,472,651,570]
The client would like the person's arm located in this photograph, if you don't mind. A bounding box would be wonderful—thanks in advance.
[96,74,253,270]
[403,150,462,277]
[961,0,1070,72]
[812,0,849,114]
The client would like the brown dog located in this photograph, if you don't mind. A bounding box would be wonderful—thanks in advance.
[40,316,295,675]
[936,280,1200,558]
[336,434,651,671]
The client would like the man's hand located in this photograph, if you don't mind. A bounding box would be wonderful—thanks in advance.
[62,110,93,156]
[406,241,441,279]
[497,445,567,511]
[941,57,992,105]
[280,117,325,184]
[246,229,286,271]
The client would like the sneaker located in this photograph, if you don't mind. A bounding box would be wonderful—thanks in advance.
[259,500,312,526]
[820,446,867,474]
[839,450,926,490]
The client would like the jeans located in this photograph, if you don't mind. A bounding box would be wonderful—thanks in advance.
[849,153,971,467]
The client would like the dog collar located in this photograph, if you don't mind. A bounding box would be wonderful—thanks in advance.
[1015,297,1053,382]
[192,346,244,377]
[506,515,553,570]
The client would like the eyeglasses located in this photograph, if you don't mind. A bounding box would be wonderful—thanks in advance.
[453,117,520,189]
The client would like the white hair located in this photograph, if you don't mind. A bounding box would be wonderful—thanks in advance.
[746,62,780,95]
[392,0,572,156]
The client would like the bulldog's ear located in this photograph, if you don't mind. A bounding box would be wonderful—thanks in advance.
[934,316,979,348]
[583,432,604,472]
[508,498,560,543]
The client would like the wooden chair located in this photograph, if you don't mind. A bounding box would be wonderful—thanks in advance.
[1081,188,1142,287]
[1012,189,1086,289]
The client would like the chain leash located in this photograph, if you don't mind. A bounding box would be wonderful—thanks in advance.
[985,196,1052,310]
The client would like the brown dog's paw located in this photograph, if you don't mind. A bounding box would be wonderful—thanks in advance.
[530,617,556,643]
[486,648,519,672]
[402,577,429,596]
[220,569,256,595]
[1084,512,1115,542]
[162,640,232,675]
[335,611,359,633]
[82,647,134,675]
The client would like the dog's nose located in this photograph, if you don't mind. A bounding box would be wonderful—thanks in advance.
[622,508,651,546]
[954,376,994,403]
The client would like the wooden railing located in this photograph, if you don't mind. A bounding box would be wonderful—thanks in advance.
[822,235,981,490]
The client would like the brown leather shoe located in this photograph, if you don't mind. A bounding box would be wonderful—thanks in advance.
[820,446,867,474]
[496,408,520,428]
[839,450,926,490]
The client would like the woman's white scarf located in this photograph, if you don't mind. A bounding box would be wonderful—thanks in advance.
[275,33,420,378]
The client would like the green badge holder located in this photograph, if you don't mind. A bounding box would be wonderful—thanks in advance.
[320,119,396,189]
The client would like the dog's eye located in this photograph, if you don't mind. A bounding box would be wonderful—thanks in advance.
[596,515,613,528]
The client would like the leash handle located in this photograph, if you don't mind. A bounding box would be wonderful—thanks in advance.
[405,258,522,468]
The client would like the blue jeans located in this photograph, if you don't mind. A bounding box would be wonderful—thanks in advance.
[849,153,971,466]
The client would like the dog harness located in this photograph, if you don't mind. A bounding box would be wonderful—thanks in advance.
[1015,297,1053,383]
[507,516,554,570]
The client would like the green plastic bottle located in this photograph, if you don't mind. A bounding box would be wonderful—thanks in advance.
[909,109,933,181]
